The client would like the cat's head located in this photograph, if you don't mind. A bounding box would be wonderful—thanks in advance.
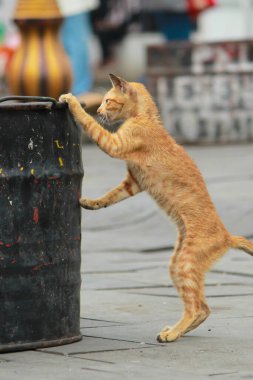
[97,74,137,122]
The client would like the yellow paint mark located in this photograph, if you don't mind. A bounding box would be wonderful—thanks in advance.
[55,140,64,149]
[20,167,24,172]
[0,169,2,174]
[58,157,64,167]
[31,169,35,175]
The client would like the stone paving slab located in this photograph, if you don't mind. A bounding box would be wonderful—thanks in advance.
[79,341,253,380]
[0,350,115,380]
[1,144,253,380]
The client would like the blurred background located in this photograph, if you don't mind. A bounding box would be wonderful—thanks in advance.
[1,0,253,143]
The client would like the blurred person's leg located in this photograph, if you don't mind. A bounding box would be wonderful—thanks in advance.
[61,12,93,95]
[155,11,194,40]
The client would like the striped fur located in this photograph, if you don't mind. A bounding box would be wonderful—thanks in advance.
[60,74,253,342]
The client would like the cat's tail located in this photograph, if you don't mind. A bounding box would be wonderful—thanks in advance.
[231,235,253,256]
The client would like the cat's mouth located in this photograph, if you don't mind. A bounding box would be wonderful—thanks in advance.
[100,111,120,124]
[98,113,110,124]
[97,114,121,130]
[97,114,113,128]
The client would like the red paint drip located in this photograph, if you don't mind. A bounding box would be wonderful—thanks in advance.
[0,238,20,248]
[33,207,39,224]
[32,262,52,271]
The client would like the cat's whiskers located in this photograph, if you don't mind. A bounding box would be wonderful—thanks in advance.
[97,114,107,126]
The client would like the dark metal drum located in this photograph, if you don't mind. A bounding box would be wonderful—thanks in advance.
[0,96,83,352]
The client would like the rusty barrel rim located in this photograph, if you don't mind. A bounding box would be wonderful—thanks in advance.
[0,334,82,353]
[0,96,67,110]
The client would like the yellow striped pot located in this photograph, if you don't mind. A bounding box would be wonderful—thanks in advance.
[6,0,72,98]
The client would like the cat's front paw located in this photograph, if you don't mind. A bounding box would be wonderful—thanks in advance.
[59,93,74,104]
[79,197,102,210]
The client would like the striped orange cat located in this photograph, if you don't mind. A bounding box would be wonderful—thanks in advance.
[59,74,253,342]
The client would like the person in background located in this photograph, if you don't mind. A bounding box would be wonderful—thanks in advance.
[57,0,99,95]
[91,0,139,67]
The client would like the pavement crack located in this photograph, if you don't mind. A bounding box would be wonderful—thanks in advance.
[83,265,162,275]
[79,367,115,374]
[82,334,159,347]
[208,371,238,377]
[212,269,253,279]
[73,357,114,364]
[208,293,253,298]
[131,292,253,298]
[86,246,174,254]
[206,174,253,185]
[69,346,156,356]
[80,317,124,324]
[95,284,173,291]
[93,283,246,292]
[81,324,125,329]
[140,246,174,253]
[35,349,67,357]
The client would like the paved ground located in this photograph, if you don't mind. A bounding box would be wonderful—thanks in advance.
[1,143,253,379]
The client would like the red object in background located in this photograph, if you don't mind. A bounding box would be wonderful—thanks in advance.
[0,46,14,72]
[187,0,216,17]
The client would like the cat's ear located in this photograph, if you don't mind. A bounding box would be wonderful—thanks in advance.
[109,73,130,94]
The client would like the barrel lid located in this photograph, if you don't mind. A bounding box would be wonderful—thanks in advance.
[0,96,67,110]
[13,0,62,20]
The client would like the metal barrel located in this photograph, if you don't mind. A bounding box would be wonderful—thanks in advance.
[0,96,84,352]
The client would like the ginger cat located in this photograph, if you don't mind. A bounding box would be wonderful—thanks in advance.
[60,74,253,342]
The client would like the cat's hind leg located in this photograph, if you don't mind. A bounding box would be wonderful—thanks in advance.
[157,241,210,342]
[158,235,184,334]
[169,233,184,292]
[80,170,141,209]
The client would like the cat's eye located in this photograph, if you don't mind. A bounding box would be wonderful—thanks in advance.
[105,99,110,104]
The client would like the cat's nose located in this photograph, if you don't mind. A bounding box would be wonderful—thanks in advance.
[97,106,102,114]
